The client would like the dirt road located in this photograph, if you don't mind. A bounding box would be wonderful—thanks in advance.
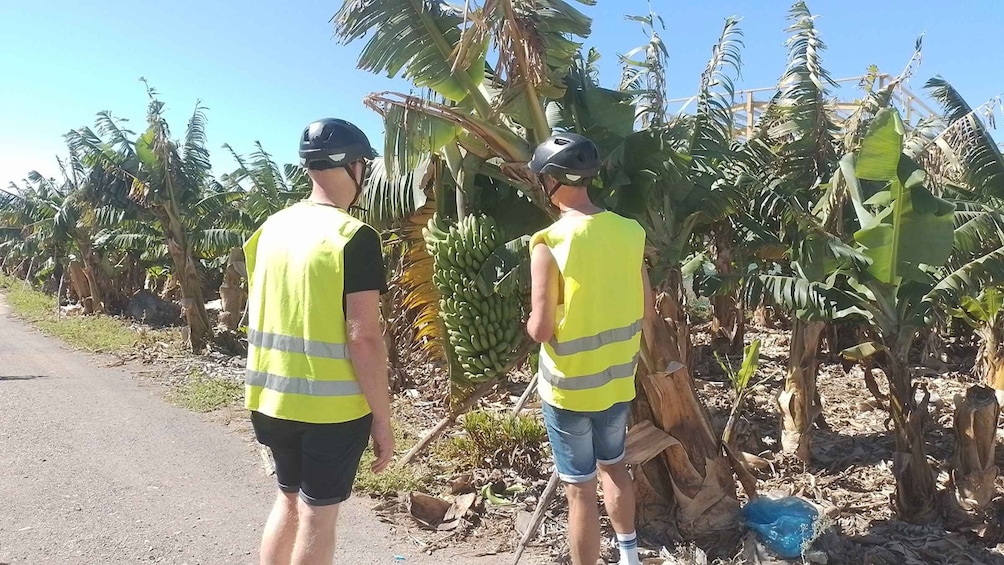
[0,298,536,565]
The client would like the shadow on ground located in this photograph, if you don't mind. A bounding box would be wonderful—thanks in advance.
[0,374,48,381]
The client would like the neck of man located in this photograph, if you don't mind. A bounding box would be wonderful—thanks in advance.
[555,186,601,215]
[308,180,355,210]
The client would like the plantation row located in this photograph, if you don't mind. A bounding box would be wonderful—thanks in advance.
[3,0,1004,550]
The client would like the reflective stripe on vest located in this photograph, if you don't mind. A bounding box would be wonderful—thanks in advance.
[246,369,362,397]
[547,319,642,357]
[247,329,349,361]
[539,352,640,391]
[242,202,373,424]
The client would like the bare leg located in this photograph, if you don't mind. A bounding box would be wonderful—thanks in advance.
[565,478,601,565]
[261,491,299,565]
[290,499,340,565]
[598,462,635,535]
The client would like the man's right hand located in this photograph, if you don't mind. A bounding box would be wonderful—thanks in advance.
[369,417,395,473]
[346,289,396,474]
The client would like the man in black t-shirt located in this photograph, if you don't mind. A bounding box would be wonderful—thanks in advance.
[244,118,394,565]
[340,224,388,311]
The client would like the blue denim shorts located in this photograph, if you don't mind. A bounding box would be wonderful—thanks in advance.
[541,401,631,483]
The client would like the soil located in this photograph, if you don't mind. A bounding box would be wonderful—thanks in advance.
[373,323,1004,564]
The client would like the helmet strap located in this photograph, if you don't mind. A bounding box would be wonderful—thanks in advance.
[343,161,366,209]
[541,174,561,198]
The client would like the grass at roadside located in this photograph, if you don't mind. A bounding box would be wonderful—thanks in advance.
[170,368,244,412]
[0,275,139,352]
[355,424,434,496]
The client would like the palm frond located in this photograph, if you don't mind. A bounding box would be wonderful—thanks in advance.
[92,111,136,158]
[761,1,839,190]
[618,12,669,127]
[903,116,946,160]
[193,228,246,256]
[488,0,594,138]
[182,101,213,184]
[333,0,489,109]
[356,157,432,230]
[953,208,1004,256]
[91,205,128,228]
[746,273,870,322]
[926,76,1004,199]
[924,246,1004,318]
[364,91,530,164]
[689,17,743,177]
[97,231,163,251]
[374,95,459,178]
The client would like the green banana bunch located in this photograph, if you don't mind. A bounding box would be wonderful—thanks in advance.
[424,213,525,384]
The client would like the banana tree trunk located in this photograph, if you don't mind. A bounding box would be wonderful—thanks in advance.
[217,247,247,332]
[985,349,1004,393]
[160,274,180,301]
[657,269,693,367]
[633,271,739,550]
[946,384,1000,526]
[710,227,744,355]
[77,238,106,314]
[877,348,938,523]
[67,260,94,314]
[752,302,775,327]
[165,237,211,353]
[777,319,826,463]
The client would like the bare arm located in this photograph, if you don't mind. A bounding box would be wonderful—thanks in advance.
[346,290,394,472]
[527,242,560,344]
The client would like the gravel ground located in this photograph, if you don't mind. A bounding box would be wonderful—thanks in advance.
[0,297,536,565]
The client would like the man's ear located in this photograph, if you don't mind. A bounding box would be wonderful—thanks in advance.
[353,161,366,185]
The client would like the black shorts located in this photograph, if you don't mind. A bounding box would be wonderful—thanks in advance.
[250,411,373,506]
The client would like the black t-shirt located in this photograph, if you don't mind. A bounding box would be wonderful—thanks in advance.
[342,225,388,311]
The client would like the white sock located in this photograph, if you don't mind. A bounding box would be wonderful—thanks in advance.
[616,531,640,565]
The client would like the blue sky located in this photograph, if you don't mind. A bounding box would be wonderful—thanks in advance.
[1,0,1001,191]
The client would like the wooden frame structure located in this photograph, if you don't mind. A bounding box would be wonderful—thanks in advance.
[667,73,940,140]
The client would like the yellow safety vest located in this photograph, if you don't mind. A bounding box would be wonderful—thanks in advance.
[242,201,372,424]
[530,211,646,412]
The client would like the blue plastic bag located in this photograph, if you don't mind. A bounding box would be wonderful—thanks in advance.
[742,496,819,559]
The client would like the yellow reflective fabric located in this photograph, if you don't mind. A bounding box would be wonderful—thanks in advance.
[243,202,372,424]
[530,211,646,412]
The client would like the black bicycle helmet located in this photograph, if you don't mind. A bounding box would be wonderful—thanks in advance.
[298,118,376,170]
[528,132,601,187]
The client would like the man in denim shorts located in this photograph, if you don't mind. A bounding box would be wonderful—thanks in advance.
[526,133,653,565]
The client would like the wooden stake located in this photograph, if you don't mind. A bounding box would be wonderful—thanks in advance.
[398,376,499,466]
[511,373,538,415]
[398,340,535,467]
[512,470,561,565]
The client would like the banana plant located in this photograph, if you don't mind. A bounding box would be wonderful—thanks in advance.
[0,175,64,287]
[756,105,1004,523]
[335,0,751,543]
[734,1,844,463]
[716,339,763,499]
[1,156,117,311]
[952,288,1004,390]
[67,82,221,352]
